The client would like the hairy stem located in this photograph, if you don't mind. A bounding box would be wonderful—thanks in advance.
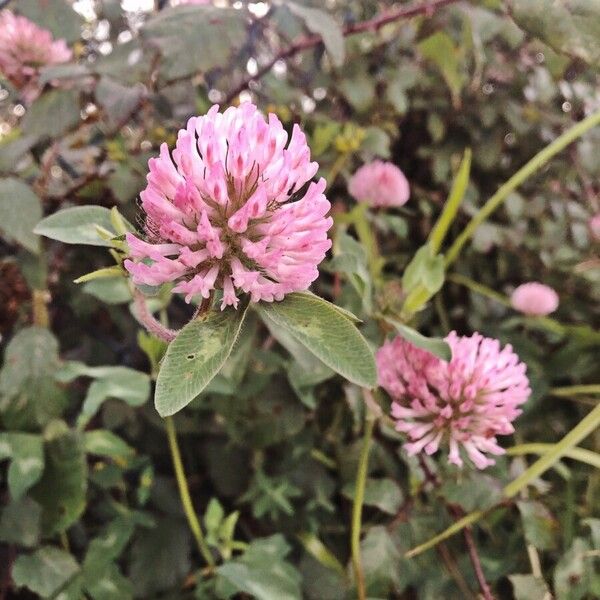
[351,413,375,600]
[165,416,215,567]
[133,287,178,342]
[462,525,495,600]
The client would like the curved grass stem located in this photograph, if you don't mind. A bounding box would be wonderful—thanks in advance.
[445,109,600,266]
[165,416,215,567]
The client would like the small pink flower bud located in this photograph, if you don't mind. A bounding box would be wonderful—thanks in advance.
[510,282,559,316]
[348,160,410,207]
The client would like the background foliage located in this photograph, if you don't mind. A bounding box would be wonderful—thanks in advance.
[1,0,600,598]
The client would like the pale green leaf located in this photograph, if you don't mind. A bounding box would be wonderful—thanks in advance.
[18,0,82,42]
[256,293,377,388]
[509,574,551,600]
[13,546,80,599]
[0,433,44,499]
[22,89,80,138]
[0,496,41,548]
[382,318,451,362]
[288,3,345,66]
[155,299,250,416]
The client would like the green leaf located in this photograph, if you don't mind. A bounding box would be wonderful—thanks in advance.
[287,3,345,66]
[141,6,247,81]
[155,299,250,417]
[418,32,466,107]
[402,244,445,295]
[82,277,132,304]
[34,206,132,247]
[428,148,472,254]
[12,546,80,599]
[95,77,145,130]
[510,0,600,65]
[22,89,80,138]
[509,574,551,600]
[256,293,377,388]
[382,318,451,361]
[0,496,41,548]
[129,518,191,598]
[0,327,67,429]
[517,500,558,550]
[74,266,125,284]
[31,426,88,536]
[18,0,82,42]
[0,135,37,175]
[216,535,302,600]
[296,532,346,578]
[0,178,41,253]
[83,430,135,459]
[0,433,44,499]
[343,478,403,515]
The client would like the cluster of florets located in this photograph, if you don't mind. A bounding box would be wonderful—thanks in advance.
[510,282,559,316]
[0,11,72,103]
[348,160,410,207]
[377,331,531,469]
[125,103,333,309]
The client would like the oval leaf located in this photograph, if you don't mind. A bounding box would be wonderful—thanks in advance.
[256,293,377,388]
[155,299,250,417]
[0,178,42,254]
[34,206,132,247]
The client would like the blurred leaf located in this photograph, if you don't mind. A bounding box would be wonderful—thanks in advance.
[95,77,145,130]
[18,0,82,42]
[0,496,41,548]
[216,534,302,600]
[31,426,87,536]
[339,74,375,113]
[509,574,551,600]
[35,205,133,247]
[0,433,44,499]
[343,477,403,515]
[288,3,345,67]
[510,0,600,65]
[518,500,559,550]
[256,292,377,388]
[129,518,191,598]
[22,89,80,139]
[0,178,41,253]
[83,430,135,459]
[360,526,408,595]
[155,299,250,416]
[553,538,598,599]
[418,32,466,106]
[141,6,247,80]
[382,318,451,361]
[297,532,346,577]
[12,546,80,598]
[83,277,132,304]
[0,135,37,174]
[0,327,67,430]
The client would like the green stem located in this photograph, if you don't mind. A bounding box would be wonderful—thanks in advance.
[165,416,215,567]
[506,443,600,470]
[351,414,375,600]
[447,273,511,307]
[445,109,600,266]
[551,384,600,397]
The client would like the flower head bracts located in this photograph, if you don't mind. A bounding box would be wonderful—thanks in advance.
[377,331,530,469]
[0,11,72,103]
[348,160,410,207]
[125,103,333,309]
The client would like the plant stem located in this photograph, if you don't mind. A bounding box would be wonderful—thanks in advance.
[351,413,375,600]
[462,525,495,600]
[551,384,600,397]
[445,108,600,266]
[133,287,178,342]
[164,416,215,567]
[32,289,50,328]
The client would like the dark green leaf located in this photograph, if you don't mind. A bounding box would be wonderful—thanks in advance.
[0,496,41,547]
[18,0,82,42]
[382,318,451,361]
[0,433,44,499]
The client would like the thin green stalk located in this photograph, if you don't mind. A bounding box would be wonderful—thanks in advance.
[165,416,215,567]
[551,384,600,397]
[445,109,600,266]
[447,273,511,307]
[506,443,600,470]
[406,402,600,558]
[351,414,375,600]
